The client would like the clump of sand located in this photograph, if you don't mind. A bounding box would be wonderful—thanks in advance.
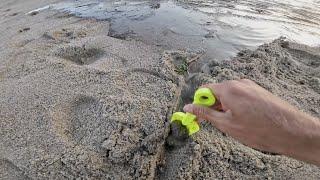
[0,0,319,179]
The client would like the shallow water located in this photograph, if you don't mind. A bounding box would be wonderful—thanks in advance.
[34,0,320,60]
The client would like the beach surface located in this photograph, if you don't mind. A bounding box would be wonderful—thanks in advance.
[0,0,319,179]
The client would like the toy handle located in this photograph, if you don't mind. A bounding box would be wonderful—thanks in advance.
[193,88,216,107]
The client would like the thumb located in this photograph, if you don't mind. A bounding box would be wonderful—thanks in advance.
[183,104,229,124]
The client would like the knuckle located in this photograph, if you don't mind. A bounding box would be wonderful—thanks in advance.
[229,80,239,84]
[202,83,216,91]
[228,80,242,90]
[240,78,250,82]
[193,107,205,116]
[225,80,248,96]
[193,107,211,120]
[241,79,255,84]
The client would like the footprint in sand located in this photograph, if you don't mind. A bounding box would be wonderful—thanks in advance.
[43,28,87,42]
[51,96,118,153]
[55,45,104,65]
[0,159,30,180]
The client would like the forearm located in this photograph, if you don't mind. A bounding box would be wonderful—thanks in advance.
[284,112,320,166]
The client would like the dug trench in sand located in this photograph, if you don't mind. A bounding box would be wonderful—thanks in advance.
[0,0,320,179]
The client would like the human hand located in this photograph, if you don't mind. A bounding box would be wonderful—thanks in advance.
[184,79,320,165]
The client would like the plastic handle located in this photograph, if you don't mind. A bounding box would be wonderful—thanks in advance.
[193,88,216,106]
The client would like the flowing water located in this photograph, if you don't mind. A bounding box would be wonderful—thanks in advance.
[32,0,320,60]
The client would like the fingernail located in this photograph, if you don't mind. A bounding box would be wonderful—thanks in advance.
[183,104,193,112]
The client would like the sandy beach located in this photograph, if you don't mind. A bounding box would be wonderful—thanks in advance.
[0,0,319,179]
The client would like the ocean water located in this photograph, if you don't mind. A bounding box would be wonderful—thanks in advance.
[31,0,320,60]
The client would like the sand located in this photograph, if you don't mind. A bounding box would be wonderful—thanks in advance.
[0,0,319,179]
[163,38,320,179]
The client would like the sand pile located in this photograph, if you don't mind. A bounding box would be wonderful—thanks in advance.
[0,0,319,179]
[162,38,320,179]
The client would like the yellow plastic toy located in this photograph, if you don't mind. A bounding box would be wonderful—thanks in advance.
[171,112,199,135]
[171,88,216,135]
[193,87,216,106]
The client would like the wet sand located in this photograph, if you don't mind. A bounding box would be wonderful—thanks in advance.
[0,0,320,179]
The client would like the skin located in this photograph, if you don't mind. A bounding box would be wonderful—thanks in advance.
[183,79,320,166]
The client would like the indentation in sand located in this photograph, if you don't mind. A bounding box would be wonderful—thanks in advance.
[0,159,30,180]
[56,45,104,65]
[69,96,109,151]
[52,96,118,153]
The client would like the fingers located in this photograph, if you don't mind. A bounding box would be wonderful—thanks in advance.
[200,83,224,99]
[183,104,230,125]
[200,79,256,100]
[212,103,223,111]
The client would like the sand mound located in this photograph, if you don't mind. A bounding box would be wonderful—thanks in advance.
[0,0,319,179]
[165,38,319,179]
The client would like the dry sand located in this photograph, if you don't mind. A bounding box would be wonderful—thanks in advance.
[0,0,319,179]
